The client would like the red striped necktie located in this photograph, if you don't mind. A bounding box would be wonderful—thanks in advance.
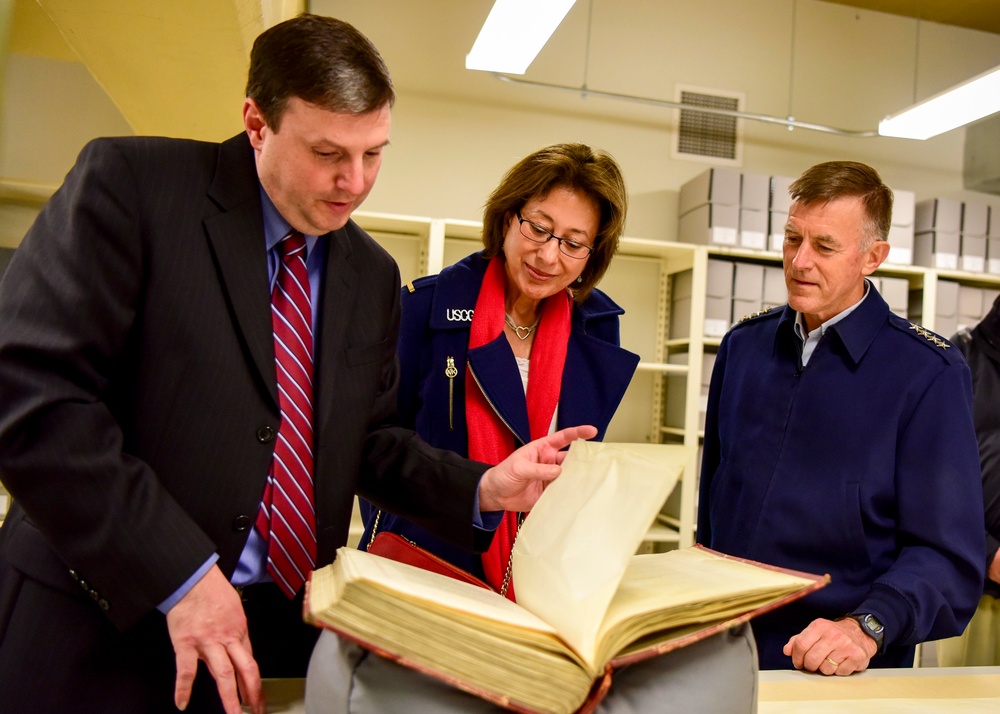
[256,231,317,598]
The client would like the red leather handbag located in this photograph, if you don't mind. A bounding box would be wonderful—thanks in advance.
[366,512,494,591]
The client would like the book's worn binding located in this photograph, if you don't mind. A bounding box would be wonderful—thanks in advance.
[304,546,829,713]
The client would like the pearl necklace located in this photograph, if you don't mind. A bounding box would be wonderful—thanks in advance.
[505,313,540,341]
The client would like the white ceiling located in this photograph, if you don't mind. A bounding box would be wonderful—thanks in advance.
[310,0,1000,143]
[9,0,1000,143]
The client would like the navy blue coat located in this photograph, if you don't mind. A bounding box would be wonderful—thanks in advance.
[360,251,640,576]
[699,284,985,669]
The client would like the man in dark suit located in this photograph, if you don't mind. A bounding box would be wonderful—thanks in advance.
[0,14,594,714]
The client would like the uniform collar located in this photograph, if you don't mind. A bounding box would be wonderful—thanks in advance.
[777,279,889,366]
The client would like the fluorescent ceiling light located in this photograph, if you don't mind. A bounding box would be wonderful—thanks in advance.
[466,0,577,75]
[878,64,1000,140]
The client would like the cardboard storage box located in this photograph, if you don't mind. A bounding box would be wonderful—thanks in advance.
[769,175,795,213]
[891,188,915,226]
[878,276,909,318]
[885,223,914,266]
[678,167,741,216]
[962,202,989,237]
[667,265,737,339]
[669,270,693,340]
[678,203,739,246]
[763,266,786,308]
[958,285,984,330]
[915,198,962,234]
[913,231,959,270]
[740,172,770,211]
[738,208,768,251]
[705,259,734,337]
[731,260,764,323]
[768,210,787,252]
[935,280,960,338]
[732,262,764,305]
[960,234,987,273]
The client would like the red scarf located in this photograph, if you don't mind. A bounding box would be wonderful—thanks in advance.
[467,256,572,600]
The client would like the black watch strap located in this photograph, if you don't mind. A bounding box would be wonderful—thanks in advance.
[847,612,885,655]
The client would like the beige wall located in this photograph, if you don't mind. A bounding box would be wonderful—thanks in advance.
[3,0,1000,246]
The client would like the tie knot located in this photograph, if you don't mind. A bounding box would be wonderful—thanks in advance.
[279,231,306,262]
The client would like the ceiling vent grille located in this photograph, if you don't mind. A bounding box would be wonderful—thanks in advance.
[673,85,744,166]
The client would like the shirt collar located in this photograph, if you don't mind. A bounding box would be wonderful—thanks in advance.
[260,186,319,256]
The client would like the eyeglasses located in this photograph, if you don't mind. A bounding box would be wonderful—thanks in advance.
[515,210,594,259]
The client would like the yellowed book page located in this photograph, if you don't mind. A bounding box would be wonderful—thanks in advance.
[310,549,595,713]
[593,547,818,663]
[511,441,687,668]
[311,547,558,636]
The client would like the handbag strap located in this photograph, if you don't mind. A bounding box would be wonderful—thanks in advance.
[367,509,382,550]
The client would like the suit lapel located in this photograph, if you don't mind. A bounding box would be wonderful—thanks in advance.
[204,134,277,407]
[314,222,359,438]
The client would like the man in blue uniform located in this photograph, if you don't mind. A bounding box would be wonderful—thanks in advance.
[698,160,984,674]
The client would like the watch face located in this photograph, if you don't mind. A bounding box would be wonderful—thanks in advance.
[863,613,884,634]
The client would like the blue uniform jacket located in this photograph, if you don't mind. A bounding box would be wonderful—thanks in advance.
[699,284,985,669]
[360,251,640,576]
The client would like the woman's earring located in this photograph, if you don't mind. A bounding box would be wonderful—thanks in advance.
[576,276,583,284]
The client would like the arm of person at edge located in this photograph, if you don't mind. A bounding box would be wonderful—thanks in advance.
[783,365,984,676]
[166,423,597,713]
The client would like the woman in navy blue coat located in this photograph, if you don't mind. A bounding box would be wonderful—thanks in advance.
[359,143,638,592]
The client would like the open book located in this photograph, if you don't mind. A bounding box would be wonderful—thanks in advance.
[306,441,828,714]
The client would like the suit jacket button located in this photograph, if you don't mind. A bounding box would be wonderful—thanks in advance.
[256,426,276,443]
[232,515,252,532]
[68,569,79,581]
[98,599,110,611]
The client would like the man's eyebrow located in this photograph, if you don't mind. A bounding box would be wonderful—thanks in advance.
[310,139,391,151]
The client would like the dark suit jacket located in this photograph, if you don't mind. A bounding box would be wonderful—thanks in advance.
[0,133,487,709]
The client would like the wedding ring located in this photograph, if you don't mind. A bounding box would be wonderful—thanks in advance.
[825,657,840,667]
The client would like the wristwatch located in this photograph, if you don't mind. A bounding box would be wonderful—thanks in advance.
[847,612,885,655]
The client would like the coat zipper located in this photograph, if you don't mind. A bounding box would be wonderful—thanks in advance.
[445,356,458,430]
[467,362,521,441]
